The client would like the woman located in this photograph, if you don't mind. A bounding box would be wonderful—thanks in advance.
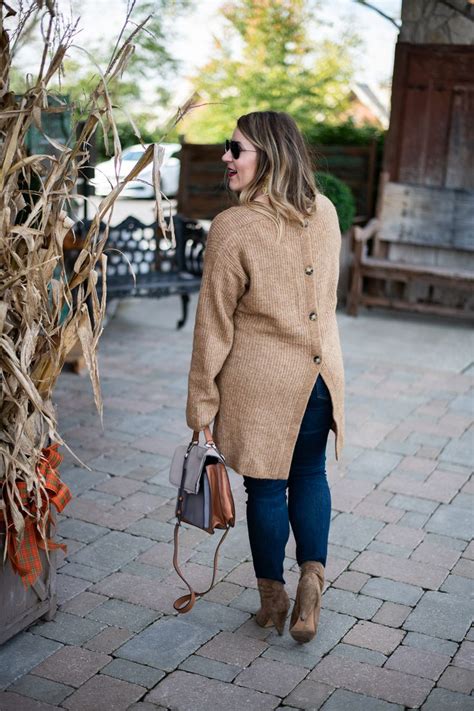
[186,111,344,644]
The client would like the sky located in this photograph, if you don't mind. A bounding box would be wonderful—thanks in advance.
[15,0,402,118]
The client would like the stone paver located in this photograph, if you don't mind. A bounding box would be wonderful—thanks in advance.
[411,541,461,568]
[182,599,250,631]
[196,630,268,667]
[83,626,132,654]
[91,572,178,613]
[342,620,405,655]
[322,588,382,619]
[402,631,458,657]
[0,692,62,710]
[384,645,451,680]
[437,665,474,694]
[30,611,107,646]
[57,519,109,543]
[61,674,145,711]
[440,573,473,597]
[347,450,402,483]
[7,674,74,706]
[424,504,473,541]
[329,513,384,551]
[452,639,474,669]
[115,617,217,671]
[376,523,424,549]
[234,657,307,697]
[101,658,165,688]
[178,654,241,682]
[283,680,335,709]
[351,551,448,589]
[403,591,473,642]
[0,633,62,689]
[55,573,92,604]
[421,687,474,710]
[321,688,404,710]
[31,646,111,687]
[372,601,411,627]
[332,571,370,592]
[86,599,160,632]
[263,608,355,669]
[146,670,280,710]
[61,591,109,617]
[360,576,424,605]
[309,654,434,707]
[67,531,154,573]
[5,297,473,710]
[58,562,110,583]
[329,642,387,666]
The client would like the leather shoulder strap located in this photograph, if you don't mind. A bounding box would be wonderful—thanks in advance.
[172,522,230,613]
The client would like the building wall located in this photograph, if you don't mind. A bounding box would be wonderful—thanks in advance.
[381,1,474,312]
[400,0,474,45]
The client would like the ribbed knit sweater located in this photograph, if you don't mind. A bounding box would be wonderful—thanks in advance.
[186,193,345,479]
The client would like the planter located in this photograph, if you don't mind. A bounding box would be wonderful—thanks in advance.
[0,519,58,645]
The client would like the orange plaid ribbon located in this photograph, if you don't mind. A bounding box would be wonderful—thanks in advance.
[2,443,72,588]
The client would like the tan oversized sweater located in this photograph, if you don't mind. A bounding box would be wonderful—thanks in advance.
[186,193,345,480]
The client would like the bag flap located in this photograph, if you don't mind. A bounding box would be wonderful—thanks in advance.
[169,443,225,494]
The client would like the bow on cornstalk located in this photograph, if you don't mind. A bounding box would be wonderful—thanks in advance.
[0,0,194,583]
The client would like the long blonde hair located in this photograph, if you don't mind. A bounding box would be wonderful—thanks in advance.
[235,111,318,233]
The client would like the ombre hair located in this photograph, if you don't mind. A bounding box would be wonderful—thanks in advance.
[234,111,318,231]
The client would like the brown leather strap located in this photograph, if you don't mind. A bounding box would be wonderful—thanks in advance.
[192,425,214,444]
[172,521,230,613]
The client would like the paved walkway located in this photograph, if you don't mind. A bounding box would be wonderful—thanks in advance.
[1,298,473,711]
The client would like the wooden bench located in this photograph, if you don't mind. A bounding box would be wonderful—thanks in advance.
[347,179,474,320]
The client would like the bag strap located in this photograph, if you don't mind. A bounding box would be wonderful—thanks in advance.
[172,521,230,613]
[192,426,214,445]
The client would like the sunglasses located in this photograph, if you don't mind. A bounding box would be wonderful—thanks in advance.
[225,139,258,160]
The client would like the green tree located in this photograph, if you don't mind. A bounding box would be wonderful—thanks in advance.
[11,0,193,156]
[181,0,360,142]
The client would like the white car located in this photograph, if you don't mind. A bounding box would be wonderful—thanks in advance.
[91,143,181,198]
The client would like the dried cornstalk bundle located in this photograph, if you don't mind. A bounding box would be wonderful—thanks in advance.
[0,0,193,572]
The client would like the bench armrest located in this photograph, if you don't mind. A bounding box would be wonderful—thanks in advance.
[354,218,380,243]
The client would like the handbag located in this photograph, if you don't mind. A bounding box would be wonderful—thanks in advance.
[169,425,235,613]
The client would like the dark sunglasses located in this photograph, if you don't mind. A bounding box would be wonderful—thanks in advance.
[225,139,258,160]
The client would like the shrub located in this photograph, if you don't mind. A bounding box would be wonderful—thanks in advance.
[304,119,385,147]
[316,172,356,233]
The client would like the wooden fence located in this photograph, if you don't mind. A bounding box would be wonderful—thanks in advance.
[177,141,379,222]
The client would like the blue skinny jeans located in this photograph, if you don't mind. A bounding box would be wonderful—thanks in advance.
[243,374,333,583]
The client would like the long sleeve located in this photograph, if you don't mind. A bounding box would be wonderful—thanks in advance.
[186,215,249,431]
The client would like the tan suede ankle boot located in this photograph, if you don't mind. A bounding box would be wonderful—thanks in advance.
[255,578,290,635]
[289,561,325,644]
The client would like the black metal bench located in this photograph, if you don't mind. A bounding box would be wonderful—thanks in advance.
[74,214,207,329]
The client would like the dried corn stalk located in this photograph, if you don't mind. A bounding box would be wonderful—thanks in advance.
[0,0,194,559]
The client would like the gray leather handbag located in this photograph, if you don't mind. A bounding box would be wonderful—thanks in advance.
[169,426,235,612]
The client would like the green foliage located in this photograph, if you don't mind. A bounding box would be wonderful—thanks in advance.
[305,118,385,146]
[11,0,194,157]
[110,0,194,107]
[182,0,360,142]
[316,171,356,233]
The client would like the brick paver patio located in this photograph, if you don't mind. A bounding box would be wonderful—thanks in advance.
[1,297,473,710]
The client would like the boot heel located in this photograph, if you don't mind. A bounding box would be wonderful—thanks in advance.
[255,611,274,628]
[289,608,317,643]
[289,561,324,645]
[273,608,289,636]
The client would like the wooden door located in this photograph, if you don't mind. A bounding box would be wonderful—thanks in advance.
[384,43,474,190]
